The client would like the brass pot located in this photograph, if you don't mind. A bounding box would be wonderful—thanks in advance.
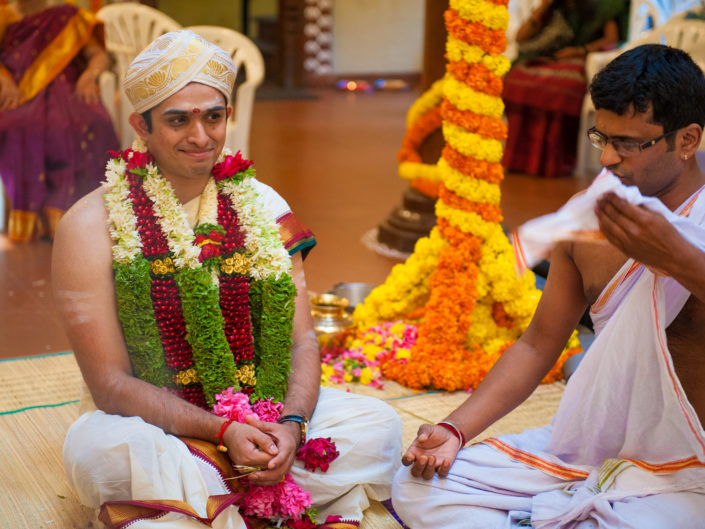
[310,293,354,337]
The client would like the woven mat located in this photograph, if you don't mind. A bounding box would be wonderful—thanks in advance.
[0,353,564,528]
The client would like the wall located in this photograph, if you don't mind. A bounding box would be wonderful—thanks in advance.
[332,0,424,74]
[159,0,242,29]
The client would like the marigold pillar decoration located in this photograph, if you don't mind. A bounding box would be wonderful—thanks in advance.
[350,0,580,391]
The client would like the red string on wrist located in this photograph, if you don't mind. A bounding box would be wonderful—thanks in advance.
[437,420,466,449]
[216,418,234,453]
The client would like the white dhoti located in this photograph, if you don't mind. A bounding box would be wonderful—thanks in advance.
[64,387,402,528]
[394,427,705,529]
[394,179,705,529]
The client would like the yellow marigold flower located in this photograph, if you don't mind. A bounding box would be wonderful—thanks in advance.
[437,202,499,240]
[444,76,504,119]
[450,0,509,32]
[343,373,353,383]
[396,348,411,360]
[443,123,504,163]
[440,158,501,205]
[359,367,374,385]
[446,37,511,77]
[399,161,442,182]
[390,322,405,335]
[407,79,445,127]
[362,344,379,360]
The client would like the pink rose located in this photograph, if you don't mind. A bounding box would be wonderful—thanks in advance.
[212,151,254,181]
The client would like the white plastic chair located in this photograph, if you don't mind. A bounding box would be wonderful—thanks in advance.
[96,3,182,149]
[186,26,265,158]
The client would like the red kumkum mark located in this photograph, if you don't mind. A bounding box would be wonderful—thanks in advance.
[192,107,201,114]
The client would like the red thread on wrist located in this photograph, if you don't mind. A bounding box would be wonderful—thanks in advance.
[216,418,234,452]
[437,421,466,448]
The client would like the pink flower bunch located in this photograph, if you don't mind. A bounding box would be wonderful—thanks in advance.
[321,321,418,388]
[240,474,313,521]
[296,437,339,472]
[213,387,257,422]
[252,397,284,423]
[212,388,338,525]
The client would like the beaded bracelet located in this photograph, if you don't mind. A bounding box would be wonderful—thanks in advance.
[215,418,235,453]
[437,420,466,451]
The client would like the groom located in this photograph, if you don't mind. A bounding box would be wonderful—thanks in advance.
[54,30,401,528]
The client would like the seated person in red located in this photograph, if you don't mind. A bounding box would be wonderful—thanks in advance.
[503,0,628,178]
[0,0,118,241]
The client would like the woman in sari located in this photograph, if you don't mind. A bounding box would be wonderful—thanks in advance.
[0,0,118,242]
[502,0,629,178]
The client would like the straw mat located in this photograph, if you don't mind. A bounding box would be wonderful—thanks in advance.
[0,352,564,528]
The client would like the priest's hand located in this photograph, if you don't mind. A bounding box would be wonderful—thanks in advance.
[242,415,299,486]
[402,423,460,480]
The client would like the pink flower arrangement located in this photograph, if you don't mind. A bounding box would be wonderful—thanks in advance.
[321,321,418,388]
[213,387,339,526]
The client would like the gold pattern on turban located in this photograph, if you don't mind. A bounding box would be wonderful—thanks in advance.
[122,30,237,113]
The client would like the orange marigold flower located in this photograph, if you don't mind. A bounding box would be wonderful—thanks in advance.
[491,302,515,328]
[398,106,443,163]
[446,61,504,98]
[441,145,504,184]
[444,9,507,56]
[410,178,441,199]
[438,186,503,223]
[441,99,507,140]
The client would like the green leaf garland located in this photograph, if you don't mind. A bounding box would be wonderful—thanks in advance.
[114,257,171,388]
[175,267,237,406]
[251,275,297,402]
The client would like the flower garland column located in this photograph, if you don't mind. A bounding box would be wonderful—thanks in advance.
[353,0,580,391]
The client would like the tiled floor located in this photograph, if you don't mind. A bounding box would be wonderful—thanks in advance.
[0,87,591,359]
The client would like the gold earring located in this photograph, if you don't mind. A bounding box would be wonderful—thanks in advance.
[684,154,689,161]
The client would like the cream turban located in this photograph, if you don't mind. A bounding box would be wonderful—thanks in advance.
[122,30,237,113]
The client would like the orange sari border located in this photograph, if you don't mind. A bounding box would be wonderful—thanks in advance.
[625,455,705,474]
[0,5,21,49]
[278,211,316,259]
[483,437,590,481]
[18,8,102,104]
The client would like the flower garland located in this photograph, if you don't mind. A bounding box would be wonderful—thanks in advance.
[104,145,296,406]
[395,79,445,198]
[348,0,581,392]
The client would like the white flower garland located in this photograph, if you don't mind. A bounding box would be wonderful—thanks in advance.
[102,149,292,282]
[142,163,202,270]
[104,157,141,263]
[219,176,292,280]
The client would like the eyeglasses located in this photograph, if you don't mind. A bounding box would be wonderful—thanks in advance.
[587,127,679,157]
